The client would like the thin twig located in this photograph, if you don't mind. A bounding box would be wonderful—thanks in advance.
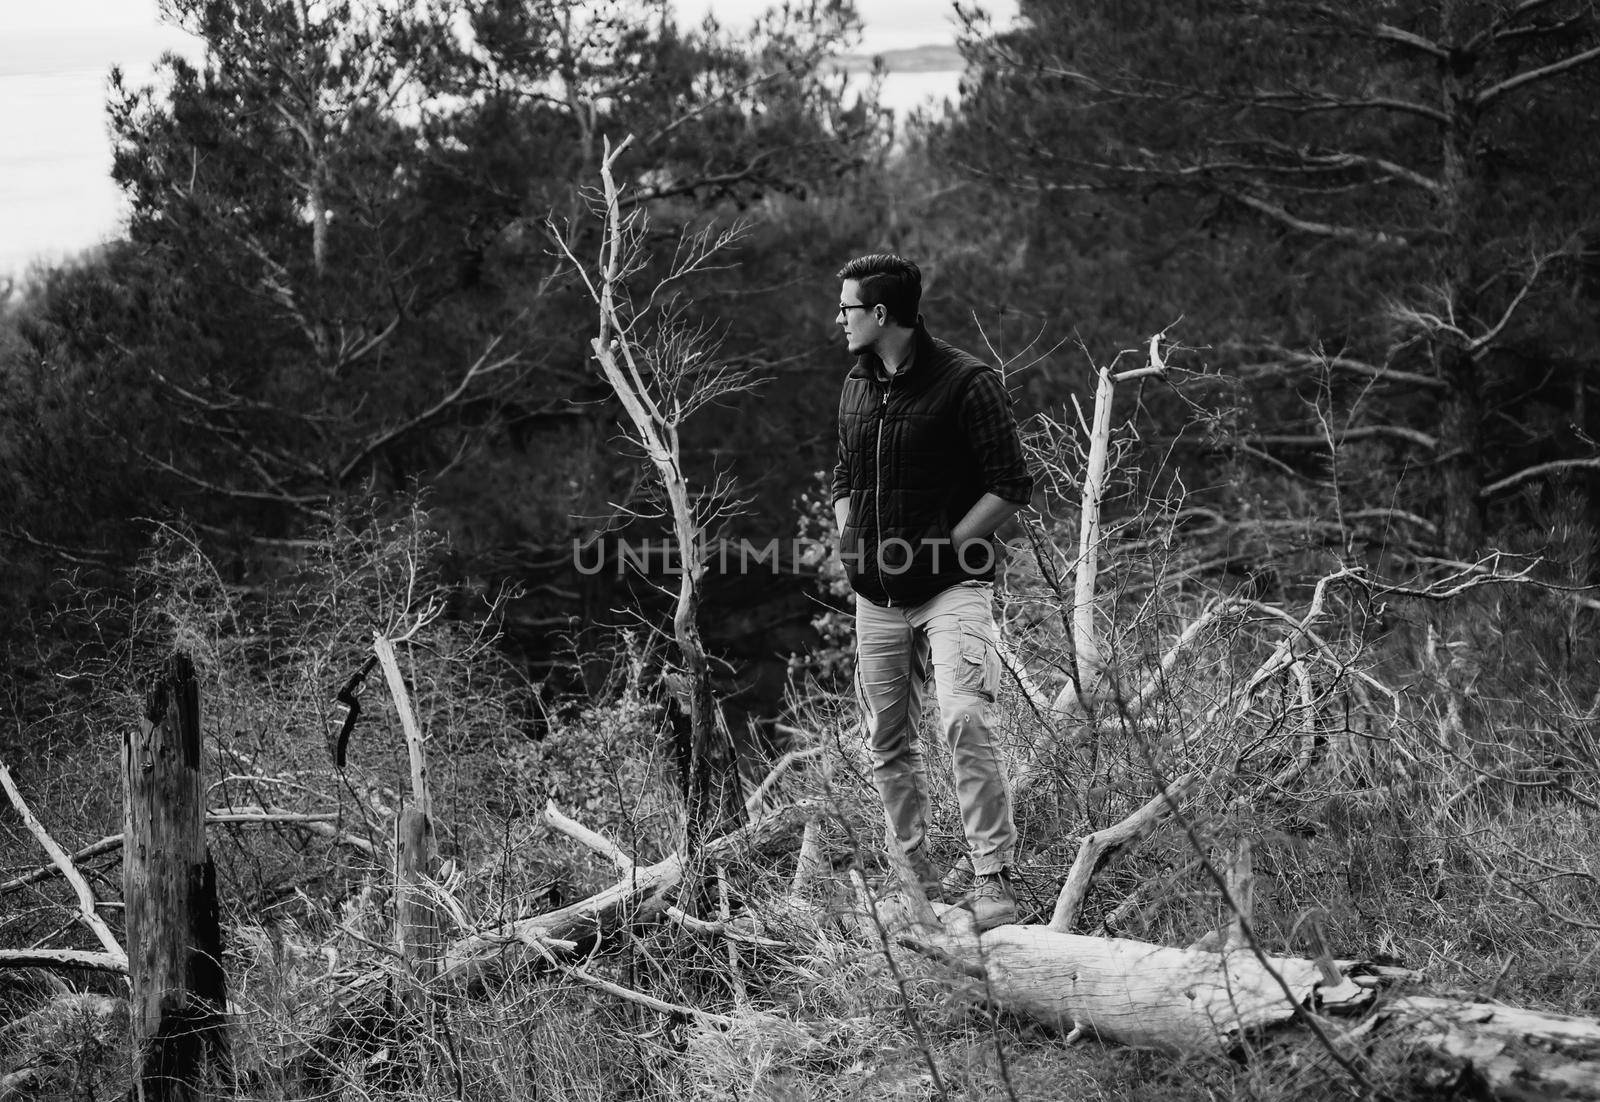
[745,744,825,814]
[560,963,734,1027]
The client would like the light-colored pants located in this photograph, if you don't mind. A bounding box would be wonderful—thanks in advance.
[854,581,1016,875]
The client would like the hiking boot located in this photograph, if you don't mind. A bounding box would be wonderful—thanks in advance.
[960,869,1018,932]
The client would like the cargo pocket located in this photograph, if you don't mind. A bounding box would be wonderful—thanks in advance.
[955,620,999,703]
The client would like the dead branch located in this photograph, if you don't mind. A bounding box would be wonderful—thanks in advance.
[744,744,824,815]
[1475,41,1600,106]
[1123,598,1253,719]
[1093,857,1203,936]
[205,806,379,858]
[373,632,433,826]
[334,339,521,484]
[543,799,634,871]
[790,819,826,899]
[662,906,785,949]
[1235,344,1449,391]
[431,799,818,992]
[1187,838,1253,952]
[1049,773,1198,933]
[1,835,125,895]
[1479,457,1600,499]
[2,809,376,896]
[558,963,735,1027]
[0,761,126,965]
[1057,358,1117,713]
[1224,189,1408,246]
[995,637,1056,719]
[0,949,129,975]
[540,799,795,951]
[1044,333,1176,721]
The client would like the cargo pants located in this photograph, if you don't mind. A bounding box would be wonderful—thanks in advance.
[854,580,1017,875]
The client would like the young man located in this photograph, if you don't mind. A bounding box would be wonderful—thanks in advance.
[830,253,1033,931]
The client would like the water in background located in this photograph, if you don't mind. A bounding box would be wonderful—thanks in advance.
[0,29,960,281]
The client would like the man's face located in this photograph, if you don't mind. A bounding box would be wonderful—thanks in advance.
[838,279,882,356]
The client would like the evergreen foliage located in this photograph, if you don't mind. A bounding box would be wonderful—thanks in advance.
[940,0,1600,558]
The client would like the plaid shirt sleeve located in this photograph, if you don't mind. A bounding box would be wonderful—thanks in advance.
[958,369,1034,505]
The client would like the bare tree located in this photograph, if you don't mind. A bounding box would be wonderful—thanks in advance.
[554,135,758,848]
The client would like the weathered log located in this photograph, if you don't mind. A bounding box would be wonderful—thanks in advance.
[906,915,1370,1051]
[123,653,228,1101]
[879,905,1600,1096]
[1372,995,1600,1099]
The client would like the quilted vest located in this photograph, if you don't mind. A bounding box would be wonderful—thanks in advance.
[835,325,996,606]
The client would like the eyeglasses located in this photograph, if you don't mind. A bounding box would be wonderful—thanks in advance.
[838,302,874,315]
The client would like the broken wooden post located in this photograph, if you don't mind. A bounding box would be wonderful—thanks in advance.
[373,634,440,984]
[123,652,227,1101]
[395,805,440,988]
[373,630,442,1089]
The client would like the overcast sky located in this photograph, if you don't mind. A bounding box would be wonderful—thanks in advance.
[0,1,1016,278]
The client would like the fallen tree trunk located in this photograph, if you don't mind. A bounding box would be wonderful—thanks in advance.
[886,906,1600,1097]
[1371,995,1600,1099]
[906,914,1370,1051]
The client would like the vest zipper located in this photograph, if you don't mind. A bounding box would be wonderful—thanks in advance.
[875,376,893,606]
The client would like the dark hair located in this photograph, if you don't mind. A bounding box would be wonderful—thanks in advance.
[837,253,921,327]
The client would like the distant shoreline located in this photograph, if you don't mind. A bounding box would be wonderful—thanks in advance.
[827,43,964,75]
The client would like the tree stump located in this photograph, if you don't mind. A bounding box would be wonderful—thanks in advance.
[123,653,227,1101]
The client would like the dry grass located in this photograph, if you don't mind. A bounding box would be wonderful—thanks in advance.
[3,480,1599,1101]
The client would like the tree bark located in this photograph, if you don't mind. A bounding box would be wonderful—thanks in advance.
[123,653,228,1102]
